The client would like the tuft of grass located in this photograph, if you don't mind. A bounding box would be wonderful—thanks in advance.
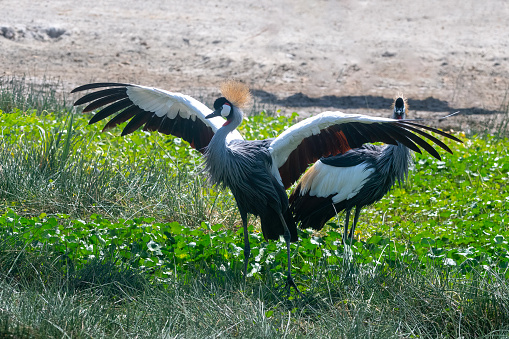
[0,75,72,115]
[463,86,509,138]
[0,313,35,339]
[0,110,238,227]
[70,257,149,297]
[493,88,509,137]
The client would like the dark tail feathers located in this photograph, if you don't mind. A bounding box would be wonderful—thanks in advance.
[260,208,298,242]
[290,187,342,231]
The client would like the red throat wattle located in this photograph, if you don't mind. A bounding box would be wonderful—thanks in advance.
[223,120,232,126]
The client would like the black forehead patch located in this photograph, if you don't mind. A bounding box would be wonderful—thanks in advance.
[395,97,404,108]
[213,97,228,110]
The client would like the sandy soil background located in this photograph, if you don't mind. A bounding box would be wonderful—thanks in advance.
[1,0,508,133]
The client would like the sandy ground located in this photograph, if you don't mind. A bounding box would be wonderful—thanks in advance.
[1,0,508,133]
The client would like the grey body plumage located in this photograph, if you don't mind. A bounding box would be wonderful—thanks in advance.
[204,98,298,290]
[205,106,295,243]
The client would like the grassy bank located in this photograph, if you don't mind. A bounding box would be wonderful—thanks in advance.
[0,78,508,337]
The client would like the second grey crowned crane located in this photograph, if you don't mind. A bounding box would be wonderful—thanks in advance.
[72,82,461,291]
[289,95,449,241]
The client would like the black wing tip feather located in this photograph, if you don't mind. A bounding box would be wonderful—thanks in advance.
[391,121,462,160]
[73,88,128,107]
[398,121,464,143]
[400,126,442,160]
[383,123,423,155]
[121,111,153,136]
[71,82,133,94]
[399,122,455,155]
[81,92,128,112]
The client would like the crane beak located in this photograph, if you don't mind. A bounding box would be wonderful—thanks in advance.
[394,108,405,119]
[205,109,221,119]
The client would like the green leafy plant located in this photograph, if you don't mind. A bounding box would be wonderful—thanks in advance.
[1,87,509,337]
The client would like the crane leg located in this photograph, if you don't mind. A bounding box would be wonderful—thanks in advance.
[240,211,250,278]
[278,213,302,295]
[348,207,362,239]
[343,209,351,244]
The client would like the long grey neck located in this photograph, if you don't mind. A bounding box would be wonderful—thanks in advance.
[378,142,411,185]
[206,107,243,156]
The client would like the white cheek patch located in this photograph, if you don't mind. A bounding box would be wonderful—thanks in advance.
[221,104,231,117]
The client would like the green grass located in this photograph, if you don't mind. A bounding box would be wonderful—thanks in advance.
[1,238,508,338]
[0,79,509,337]
[0,75,72,115]
[0,109,240,227]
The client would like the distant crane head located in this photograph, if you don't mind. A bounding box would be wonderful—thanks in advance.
[392,95,408,120]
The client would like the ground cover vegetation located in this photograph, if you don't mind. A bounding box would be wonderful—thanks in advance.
[0,78,508,338]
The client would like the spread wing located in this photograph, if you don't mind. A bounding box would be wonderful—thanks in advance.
[72,83,243,152]
[268,111,462,188]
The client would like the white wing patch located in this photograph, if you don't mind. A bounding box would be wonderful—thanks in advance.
[298,160,374,203]
[269,111,395,169]
[126,85,211,120]
[125,85,243,142]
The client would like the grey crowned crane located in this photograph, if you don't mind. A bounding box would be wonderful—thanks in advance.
[289,95,458,242]
[72,82,461,291]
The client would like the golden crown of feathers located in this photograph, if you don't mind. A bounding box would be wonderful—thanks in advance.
[220,80,252,109]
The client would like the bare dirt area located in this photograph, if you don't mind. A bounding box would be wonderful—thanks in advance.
[1,0,508,133]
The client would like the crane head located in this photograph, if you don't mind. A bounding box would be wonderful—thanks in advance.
[392,95,408,120]
[206,97,233,120]
[205,80,251,123]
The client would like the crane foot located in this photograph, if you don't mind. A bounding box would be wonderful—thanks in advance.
[285,275,304,297]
